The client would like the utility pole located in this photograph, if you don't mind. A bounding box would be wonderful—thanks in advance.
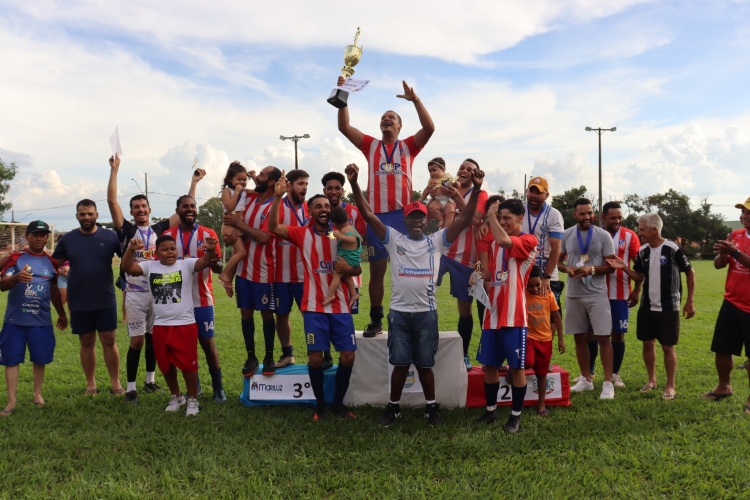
[145,173,149,200]
[279,134,310,169]
[585,126,617,222]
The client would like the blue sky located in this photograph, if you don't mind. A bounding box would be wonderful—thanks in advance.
[1,0,750,231]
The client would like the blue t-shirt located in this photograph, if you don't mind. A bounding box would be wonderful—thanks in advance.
[52,227,122,312]
[1,251,58,326]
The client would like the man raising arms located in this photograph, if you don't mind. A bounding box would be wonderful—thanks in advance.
[337,77,435,338]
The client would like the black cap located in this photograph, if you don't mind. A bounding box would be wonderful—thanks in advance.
[25,220,51,234]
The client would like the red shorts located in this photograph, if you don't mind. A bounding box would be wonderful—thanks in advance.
[525,338,552,377]
[152,324,199,374]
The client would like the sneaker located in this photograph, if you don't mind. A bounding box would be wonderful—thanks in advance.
[736,360,749,370]
[612,373,626,388]
[165,395,186,412]
[378,402,401,427]
[242,357,259,377]
[600,381,615,400]
[504,414,521,434]
[472,409,498,425]
[320,354,334,371]
[313,402,327,421]
[213,389,227,403]
[424,403,443,426]
[275,355,295,369]
[143,382,163,393]
[262,356,276,376]
[363,322,383,338]
[572,373,596,383]
[186,397,200,416]
[570,378,595,392]
[330,402,356,420]
[464,356,472,371]
[124,390,138,404]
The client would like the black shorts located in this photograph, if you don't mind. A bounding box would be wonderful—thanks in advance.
[550,280,565,319]
[636,308,680,346]
[711,299,750,356]
[70,307,118,335]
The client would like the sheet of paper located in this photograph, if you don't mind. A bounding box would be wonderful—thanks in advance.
[332,78,370,93]
[468,274,492,310]
[109,127,123,157]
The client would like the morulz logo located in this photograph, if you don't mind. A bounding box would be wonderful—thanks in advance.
[397,265,431,277]
[251,381,283,392]
[315,261,333,274]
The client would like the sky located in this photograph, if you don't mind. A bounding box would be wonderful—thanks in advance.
[1,0,750,231]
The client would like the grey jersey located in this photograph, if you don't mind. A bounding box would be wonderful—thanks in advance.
[560,225,616,298]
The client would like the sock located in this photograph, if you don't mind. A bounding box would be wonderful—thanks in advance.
[457,315,473,356]
[476,301,486,328]
[370,306,384,325]
[126,347,141,386]
[263,318,276,359]
[145,372,155,384]
[242,319,255,358]
[144,333,157,374]
[308,366,325,405]
[282,345,294,358]
[612,341,626,374]
[127,381,136,392]
[484,381,500,411]
[333,364,353,405]
[209,368,223,392]
[588,340,599,374]
[389,400,400,405]
[511,385,527,414]
[425,399,436,405]
[323,350,332,361]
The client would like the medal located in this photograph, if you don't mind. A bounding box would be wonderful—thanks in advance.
[499,271,509,284]
[327,231,336,240]
[381,140,400,173]
[576,226,594,265]
[581,254,590,263]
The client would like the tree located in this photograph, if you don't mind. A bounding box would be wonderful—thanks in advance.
[0,156,18,219]
[551,185,593,228]
[497,187,522,200]
[198,197,224,235]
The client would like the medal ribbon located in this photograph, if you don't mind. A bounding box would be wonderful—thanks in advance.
[381,140,400,167]
[284,197,309,226]
[136,226,152,257]
[526,202,545,236]
[576,226,593,258]
[178,225,199,259]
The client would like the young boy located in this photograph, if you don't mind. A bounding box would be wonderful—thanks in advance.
[525,265,565,416]
[121,234,218,416]
[323,206,361,307]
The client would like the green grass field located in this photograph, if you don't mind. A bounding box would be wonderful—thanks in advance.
[1,260,749,499]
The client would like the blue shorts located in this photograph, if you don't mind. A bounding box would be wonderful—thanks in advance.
[70,306,118,334]
[235,277,275,311]
[274,282,304,315]
[58,275,68,289]
[477,327,528,370]
[194,306,215,339]
[610,299,630,334]
[303,312,356,352]
[0,324,56,366]
[387,310,439,368]
[436,255,473,303]
[368,210,408,262]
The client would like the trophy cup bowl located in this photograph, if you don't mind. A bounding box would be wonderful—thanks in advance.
[328,29,363,108]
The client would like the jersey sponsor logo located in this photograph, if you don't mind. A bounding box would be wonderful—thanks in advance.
[278,240,294,246]
[660,255,667,266]
[376,162,404,174]
[315,261,333,274]
[397,265,432,277]
[305,333,315,344]
[618,239,627,249]
[396,245,406,256]
[24,283,45,298]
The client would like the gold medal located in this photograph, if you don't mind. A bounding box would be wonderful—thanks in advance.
[384,163,394,172]
[581,254,590,263]
[499,271,509,284]
[327,231,336,240]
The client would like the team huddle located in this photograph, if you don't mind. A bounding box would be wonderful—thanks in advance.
[1,79,750,433]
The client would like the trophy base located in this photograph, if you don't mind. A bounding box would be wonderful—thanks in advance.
[327,88,349,108]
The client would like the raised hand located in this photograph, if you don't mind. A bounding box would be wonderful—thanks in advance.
[345,163,359,183]
[109,153,120,171]
[129,238,145,252]
[274,170,288,198]
[470,167,485,190]
[337,76,346,87]
[193,168,207,182]
[396,81,418,102]
[203,237,218,252]
[487,201,499,219]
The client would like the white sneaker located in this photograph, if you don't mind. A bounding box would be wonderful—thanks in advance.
[572,373,596,383]
[612,373,625,388]
[571,378,595,392]
[165,395,186,412]
[186,397,200,417]
[600,381,615,399]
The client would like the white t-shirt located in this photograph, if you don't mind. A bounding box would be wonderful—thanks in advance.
[139,259,198,326]
[383,227,451,312]
[223,187,249,213]
[524,202,565,281]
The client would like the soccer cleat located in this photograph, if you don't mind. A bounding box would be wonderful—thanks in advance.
[313,402,327,421]
[165,395,186,412]
[378,403,401,427]
[612,373,626,388]
[320,354,334,371]
[504,414,521,434]
[242,357,260,377]
[464,356,472,371]
[213,389,227,403]
[570,378,595,392]
[600,381,615,400]
[472,410,498,425]
[186,397,200,416]
[124,390,138,404]
[330,402,356,420]
[143,382,163,393]
[275,355,296,369]
[363,322,383,338]
[261,357,276,376]
[424,403,443,426]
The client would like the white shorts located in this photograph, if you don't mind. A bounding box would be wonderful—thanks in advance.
[125,291,155,337]
[564,295,612,336]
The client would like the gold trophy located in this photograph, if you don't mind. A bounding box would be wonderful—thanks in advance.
[192,158,199,176]
[327,28,363,108]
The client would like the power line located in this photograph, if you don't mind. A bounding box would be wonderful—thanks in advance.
[11,192,142,214]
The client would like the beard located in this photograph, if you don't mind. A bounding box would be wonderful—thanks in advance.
[254,182,269,194]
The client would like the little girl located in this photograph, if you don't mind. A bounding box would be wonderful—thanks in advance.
[217,161,256,297]
[322,207,361,308]
[419,157,458,228]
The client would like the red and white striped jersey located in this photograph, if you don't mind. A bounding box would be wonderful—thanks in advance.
[274,196,310,283]
[359,135,422,213]
[237,194,275,284]
[444,189,489,267]
[606,227,640,300]
[481,233,538,329]
[161,224,223,307]
[285,226,351,314]
[342,202,366,288]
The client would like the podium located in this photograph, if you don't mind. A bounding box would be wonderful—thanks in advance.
[240,364,337,408]
[465,365,571,408]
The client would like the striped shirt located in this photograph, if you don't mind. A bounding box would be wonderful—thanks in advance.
[162,224,222,307]
[444,188,489,268]
[633,240,691,312]
[237,194,275,284]
[275,196,309,283]
[606,227,641,300]
[359,135,422,213]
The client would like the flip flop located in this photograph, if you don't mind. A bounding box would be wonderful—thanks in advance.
[640,384,657,393]
[110,388,127,396]
[702,391,732,401]
[662,392,676,400]
[84,388,99,396]
[33,401,45,407]
[744,405,750,415]
[218,279,234,298]
[0,408,14,417]
[537,408,550,417]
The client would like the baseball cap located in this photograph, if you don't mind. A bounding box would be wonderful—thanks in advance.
[527,176,549,193]
[25,220,51,234]
[404,201,428,217]
[735,197,750,210]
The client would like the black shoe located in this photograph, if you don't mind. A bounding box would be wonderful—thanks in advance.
[378,403,401,427]
[124,390,138,404]
[504,414,521,434]
[242,357,259,377]
[314,402,327,421]
[321,353,334,371]
[424,403,443,426]
[363,322,383,338]
[143,382,163,393]
[261,356,276,376]
[472,410,498,425]
[330,402,355,420]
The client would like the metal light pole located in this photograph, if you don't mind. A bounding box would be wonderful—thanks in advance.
[279,134,310,169]
[584,126,616,221]
[131,174,149,199]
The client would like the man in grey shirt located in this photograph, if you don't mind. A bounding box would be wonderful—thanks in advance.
[558,198,617,399]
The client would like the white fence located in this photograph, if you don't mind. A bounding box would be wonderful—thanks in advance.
[0,222,56,257]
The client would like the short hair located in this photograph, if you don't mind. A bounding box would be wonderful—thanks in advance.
[286,169,309,185]
[307,194,328,206]
[529,265,542,278]
[384,110,402,125]
[486,194,505,208]
[463,158,479,168]
[330,207,349,225]
[602,201,621,215]
[76,199,97,211]
[176,195,195,208]
[637,213,663,234]
[427,157,446,169]
[498,199,525,216]
[321,171,346,188]
[573,198,592,210]
[155,234,175,249]
[129,194,149,209]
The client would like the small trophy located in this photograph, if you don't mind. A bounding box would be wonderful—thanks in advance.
[327,28,363,108]
[192,158,199,176]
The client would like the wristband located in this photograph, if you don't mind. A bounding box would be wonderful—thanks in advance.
[732,249,741,259]
[590,266,596,276]
[542,273,552,280]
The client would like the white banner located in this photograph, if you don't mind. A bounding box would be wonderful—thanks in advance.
[248,373,315,401]
[332,77,370,93]
[497,372,563,402]
[387,363,423,394]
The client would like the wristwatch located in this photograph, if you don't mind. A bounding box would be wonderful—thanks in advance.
[590,266,596,276]
[732,249,741,259]
[542,273,552,280]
